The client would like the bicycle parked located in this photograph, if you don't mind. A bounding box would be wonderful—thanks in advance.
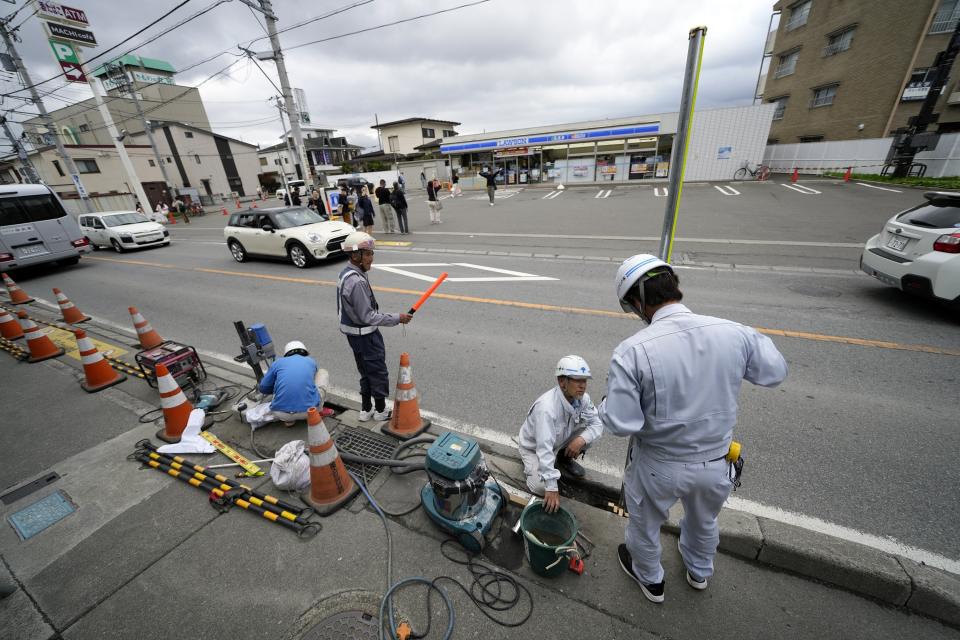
[733,162,770,181]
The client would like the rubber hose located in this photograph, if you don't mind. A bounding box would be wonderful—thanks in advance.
[339,451,426,469]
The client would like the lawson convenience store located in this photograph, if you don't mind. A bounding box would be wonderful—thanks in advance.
[440,105,775,186]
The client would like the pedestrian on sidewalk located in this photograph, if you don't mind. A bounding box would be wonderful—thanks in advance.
[291,188,302,207]
[451,170,462,197]
[338,185,353,226]
[375,179,398,234]
[390,181,409,233]
[256,185,263,201]
[426,177,443,224]
[357,187,376,235]
[156,201,169,222]
[518,355,604,514]
[173,196,189,224]
[398,172,406,192]
[478,166,502,206]
[337,232,412,421]
[420,171,427,190]
[599,254,787,604]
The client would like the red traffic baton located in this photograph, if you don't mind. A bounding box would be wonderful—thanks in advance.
[407,272,448,315]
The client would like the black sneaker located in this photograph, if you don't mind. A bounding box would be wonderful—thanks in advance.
[617,544,664,603]
[556,455,586,479]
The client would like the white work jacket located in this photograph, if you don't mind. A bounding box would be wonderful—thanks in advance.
[518,386,604,492]
[599,303,788,463]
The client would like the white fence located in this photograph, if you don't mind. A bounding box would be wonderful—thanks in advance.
[763,133,960,177]
[61,193,137,216]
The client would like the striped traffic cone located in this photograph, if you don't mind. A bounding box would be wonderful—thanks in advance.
[2,273,34,304]
[221,207,229,216]
[128,306,164,349]
[0,307,24,340]
[382,352,430,440]
[74,329,125,392]
[791,168,799,183]
[53,288,90,324]
[302,407,358,515]
[167,210,176,225]
[155,362,193,443]
[17,310,64,362]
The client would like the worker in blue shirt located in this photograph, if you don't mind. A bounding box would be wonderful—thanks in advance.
[258,340,325,425]
[599,254,787,604]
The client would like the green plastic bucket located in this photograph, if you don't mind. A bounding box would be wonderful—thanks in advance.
[519,502,578,577]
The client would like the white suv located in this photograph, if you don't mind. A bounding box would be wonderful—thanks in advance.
[78,211,170,253]
[860,191,960,303]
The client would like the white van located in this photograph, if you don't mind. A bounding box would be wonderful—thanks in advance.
[0,184,91,272]
[276,179,308,201]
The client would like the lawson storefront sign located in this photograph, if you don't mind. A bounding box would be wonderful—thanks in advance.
[440,123,660,154]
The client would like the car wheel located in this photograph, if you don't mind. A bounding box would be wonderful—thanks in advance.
[228,239,247,262]
[110,239,124,253]
[287,241,313,268]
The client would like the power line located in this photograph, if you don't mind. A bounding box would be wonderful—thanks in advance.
[243,0,375,47]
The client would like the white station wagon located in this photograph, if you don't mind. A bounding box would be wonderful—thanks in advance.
[78,211,169,252]
[224,207,354,268]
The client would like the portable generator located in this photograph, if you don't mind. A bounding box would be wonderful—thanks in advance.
[136,341,206,390]
[420,432,504,552]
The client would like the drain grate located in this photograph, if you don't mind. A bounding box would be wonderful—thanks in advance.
[300,610,378,640]
[334,426,397,482]
[8,490,76,540]
[1,472,60,505]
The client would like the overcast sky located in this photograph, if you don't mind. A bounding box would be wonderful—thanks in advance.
[1,0,775,151]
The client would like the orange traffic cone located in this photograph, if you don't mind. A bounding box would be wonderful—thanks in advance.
[0,307,24,340]
[302,407,358,515]
[53,288,90,324]
[155,362,193,443]
[791,168,799,183]
[382,352,431,439]
[74,328,125,392]
[17,310,64,362]
[251,202,258,208]
[128,306,164,349]
[222,207,229,216]
[843,166,852,182]
[235,199,242,209]
[3,273,34,304]
[167,210,176,224]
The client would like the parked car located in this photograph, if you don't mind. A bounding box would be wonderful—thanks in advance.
[78,211,170,253]
[0,184,90,272]
[860,191,960,303]
[223,207,354,268]
[335,177,370,192]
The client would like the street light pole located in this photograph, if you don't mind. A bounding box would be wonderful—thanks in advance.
[0,114,40,183]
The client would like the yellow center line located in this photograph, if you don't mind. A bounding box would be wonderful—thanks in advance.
[86,256,960,357]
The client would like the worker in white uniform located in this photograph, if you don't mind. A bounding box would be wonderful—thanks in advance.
[518,356,604,514]
[599,254,787,604]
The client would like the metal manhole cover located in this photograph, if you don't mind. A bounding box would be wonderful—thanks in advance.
[335,426,398,482]
[300,610,378,640]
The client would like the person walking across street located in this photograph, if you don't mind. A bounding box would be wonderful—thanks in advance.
[291,188,302,207]
[390,181,409,234]
[426,177,443,224]
[375,179,398,234]
[599,254,788,604]
[478,166,503,206]
[518,355,604,514]
[256,185,263,201]
[398,172,406,192]
[173,196,189,224]
[357,187,376,235]
[451,170,462,197]
[420,171,427,190]
[337,231,412,421]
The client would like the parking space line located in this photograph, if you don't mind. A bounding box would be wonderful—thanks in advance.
[856,182,903,193]
[781,183,822,195]
[594,189,612,198]
[542,190,564,200]
[714,185,740,196]
[654,187,669,197]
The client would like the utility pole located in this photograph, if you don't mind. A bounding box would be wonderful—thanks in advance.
[270,96,292,196]
[106,62,174,205]
[0,17,94,211]
[74,47,151,210]
[0,114,41,183]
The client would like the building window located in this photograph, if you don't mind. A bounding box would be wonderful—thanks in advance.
[259,157,268,166]
[284,157,289,164]
[388,136,399,153]
[185,131,194,138]
[799,135,824,143]
[931,0,960,34]
[166,157,173,164]
[442,129,457,137]
[195,154,201,164]
[810,84,838,107]
[78,124,89,133]
[422,127,435,138]
[774,49,800,78]
[52,160,65,177]
[148,159,156,167]
[75,158,100,173]
[769,96,789,120]
[903,68,936,101]
[784,0,812,31]
[824,26,855,56]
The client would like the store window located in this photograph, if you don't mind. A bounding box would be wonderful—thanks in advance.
[627,137,658,180]
[596,139,625,183]
[566,142,596,184]
[541,144,567,184]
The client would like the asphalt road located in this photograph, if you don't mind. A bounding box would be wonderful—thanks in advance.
[9,178,959,560]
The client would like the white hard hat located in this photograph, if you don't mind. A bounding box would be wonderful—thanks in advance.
[283,340,308,356]
[556,355,591,379]
[341,231,375,252]
[615,254,673,313]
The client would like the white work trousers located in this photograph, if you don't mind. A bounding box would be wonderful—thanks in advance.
[518,429,590,496]
[624,454,733,584]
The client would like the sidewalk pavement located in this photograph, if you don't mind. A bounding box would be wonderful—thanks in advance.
[1,302,959,640]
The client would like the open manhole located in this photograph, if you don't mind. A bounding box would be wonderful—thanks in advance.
[335,426,398,483]
[300,610,377,640]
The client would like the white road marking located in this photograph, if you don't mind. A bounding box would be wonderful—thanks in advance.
[595,189,612,198]
[542,190,564,200]
[470,189,521,200]
[373,262,556,282]
[412,231,862,248]
[781,183,822,195]
[714,185,740,196]
[856,182,903,193]
[654,187,669,197]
